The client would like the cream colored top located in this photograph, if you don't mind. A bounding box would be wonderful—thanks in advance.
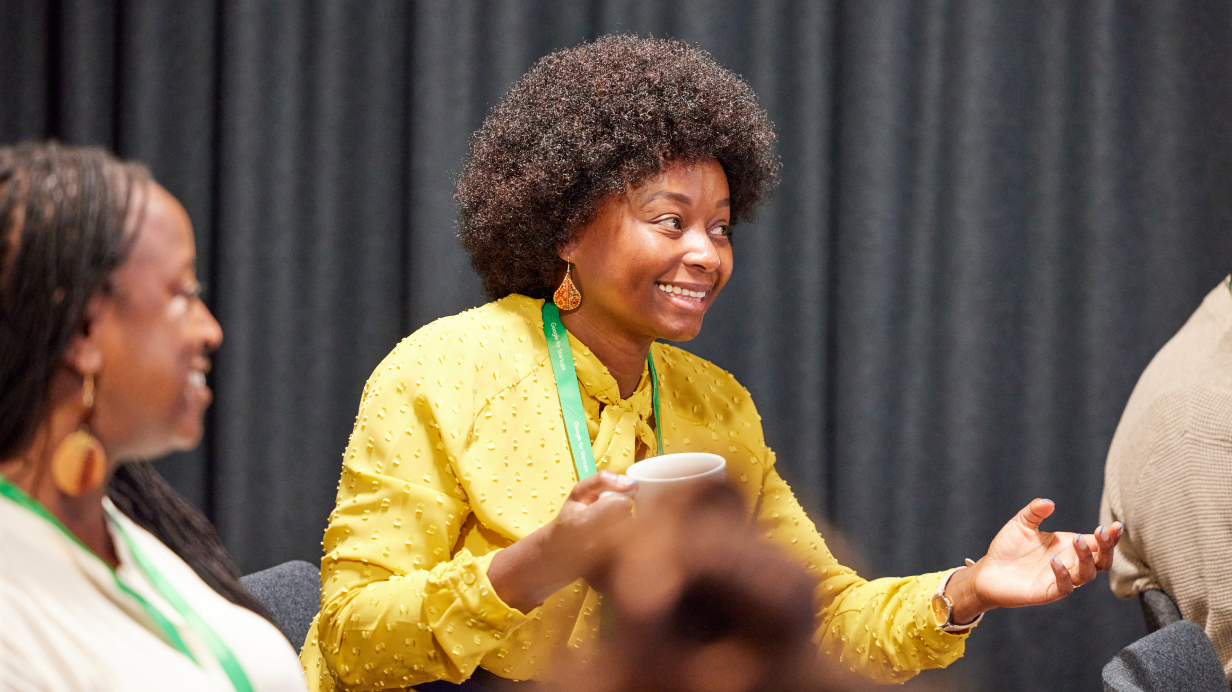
[1102,278,1232,677]
[301,295,968,690]
[0,495,307,692]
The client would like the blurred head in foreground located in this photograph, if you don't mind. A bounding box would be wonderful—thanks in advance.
[552,482,872,692]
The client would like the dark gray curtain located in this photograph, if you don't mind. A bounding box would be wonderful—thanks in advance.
[5,2,1232,689]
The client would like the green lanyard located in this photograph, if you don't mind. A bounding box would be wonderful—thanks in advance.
[542,302,664,481]
[0,475,254,692]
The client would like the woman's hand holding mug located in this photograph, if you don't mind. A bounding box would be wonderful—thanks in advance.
[487,471,637,613]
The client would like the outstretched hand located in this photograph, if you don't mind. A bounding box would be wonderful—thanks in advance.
[946,498,1123,624]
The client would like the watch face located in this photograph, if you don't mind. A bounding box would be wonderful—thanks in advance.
[931,594,950,627]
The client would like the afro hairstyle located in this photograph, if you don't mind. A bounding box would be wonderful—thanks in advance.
[456,35,779,300]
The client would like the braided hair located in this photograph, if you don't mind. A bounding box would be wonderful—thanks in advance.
[0,142,269,619]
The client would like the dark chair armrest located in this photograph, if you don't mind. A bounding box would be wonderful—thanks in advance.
[1138,588,1181,634]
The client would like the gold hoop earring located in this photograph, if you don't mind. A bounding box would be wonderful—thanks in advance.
[50,373,107,497]
[553,263,582,311]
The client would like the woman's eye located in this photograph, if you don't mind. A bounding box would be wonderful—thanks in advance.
[179,283,202,300]
[659,217,682,230]
[710,225,732,237]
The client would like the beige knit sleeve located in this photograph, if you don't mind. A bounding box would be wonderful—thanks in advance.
[1101,389,1191,599]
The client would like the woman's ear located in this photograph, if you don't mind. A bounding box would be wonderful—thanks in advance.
[558,238,578,264]
[63,294,106,377]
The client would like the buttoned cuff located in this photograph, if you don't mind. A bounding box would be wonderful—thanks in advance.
[424,549,530,678]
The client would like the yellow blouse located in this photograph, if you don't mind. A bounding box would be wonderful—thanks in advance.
[300,295,968,690]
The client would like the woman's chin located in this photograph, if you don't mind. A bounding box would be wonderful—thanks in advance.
[654,317,706,342]
[167,405,210,452]
[113,425,203,461]
[165,425,205,454]
[649,291,713,341]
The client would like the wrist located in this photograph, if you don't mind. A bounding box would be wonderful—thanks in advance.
[488,520,583,613]
[945,561,990,625]
[536,519,588,585]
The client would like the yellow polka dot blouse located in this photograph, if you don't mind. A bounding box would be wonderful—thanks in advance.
[299,295,968,689]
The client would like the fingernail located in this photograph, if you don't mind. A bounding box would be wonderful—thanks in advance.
[1074,535,1082,546]
[1052,554,1058,562]
[1096,525,1103,536]
[617,475,637,487]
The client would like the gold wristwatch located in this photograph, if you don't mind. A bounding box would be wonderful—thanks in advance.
[931,565,984,633]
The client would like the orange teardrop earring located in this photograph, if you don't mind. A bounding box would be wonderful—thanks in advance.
[50,373,108,497]
[553,263,582,311]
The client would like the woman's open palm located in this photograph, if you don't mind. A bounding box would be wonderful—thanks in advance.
[971,498,1121,609]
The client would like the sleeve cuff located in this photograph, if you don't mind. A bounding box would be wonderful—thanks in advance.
[913,572,971,643]
[423,549,531,675]
[933,567,984,633]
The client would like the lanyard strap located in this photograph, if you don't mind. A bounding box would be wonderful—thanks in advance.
[542,302,663,481]
[0,475,253,692]
[106,505,254,692]
[647,354,664,458]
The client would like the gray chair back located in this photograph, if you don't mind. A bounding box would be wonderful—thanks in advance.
[240,559,321,648]
[1102,620,1226,691]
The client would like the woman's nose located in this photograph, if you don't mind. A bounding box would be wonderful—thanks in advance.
[682,228,721,272]
[198,303,224,353]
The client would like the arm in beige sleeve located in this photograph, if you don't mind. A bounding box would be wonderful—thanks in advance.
[1099,395,1175,599]
[1102,388,1232,671]
[314,350,530,689]
[1100,478,1155,598]
[755,457,967,685]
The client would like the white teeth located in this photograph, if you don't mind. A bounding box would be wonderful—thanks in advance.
[188,371,206,387]
[657,283,707,301]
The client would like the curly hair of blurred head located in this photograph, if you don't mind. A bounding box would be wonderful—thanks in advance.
[457,35,780,300]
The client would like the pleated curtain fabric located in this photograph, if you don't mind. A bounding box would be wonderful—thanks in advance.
[5,2,1232,690]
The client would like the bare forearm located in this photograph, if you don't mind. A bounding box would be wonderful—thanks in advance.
[487,525,577,613]
[487,471,637,613]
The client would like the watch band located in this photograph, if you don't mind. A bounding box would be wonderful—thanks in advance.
[934,565,985,633]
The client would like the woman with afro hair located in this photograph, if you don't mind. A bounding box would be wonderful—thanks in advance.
[301,36,1120,690]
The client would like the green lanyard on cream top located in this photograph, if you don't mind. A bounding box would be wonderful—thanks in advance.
[0,475,254,692]
[542,301,664,480]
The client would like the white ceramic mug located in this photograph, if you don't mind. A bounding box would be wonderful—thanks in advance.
[624,452,727,508]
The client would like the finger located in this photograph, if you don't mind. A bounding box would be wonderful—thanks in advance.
[1071,533,1097,585]
[1091,525,1115,571]
[1050,553,1075,599]
[1110,522,1125,547]
[1016,498,1056,531]
[585,489,636,525]
[569,471,637,505]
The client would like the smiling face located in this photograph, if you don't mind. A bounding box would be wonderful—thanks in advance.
[86,183,223,460]
[562,158,733,346]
